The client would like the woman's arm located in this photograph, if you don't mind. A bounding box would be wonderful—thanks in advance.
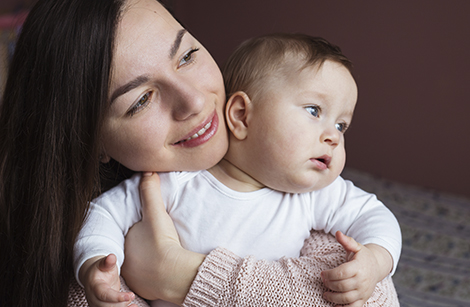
[121,173,205,305]
[121,174,399,307]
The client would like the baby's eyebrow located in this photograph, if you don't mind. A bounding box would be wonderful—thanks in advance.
[169,29,187,59]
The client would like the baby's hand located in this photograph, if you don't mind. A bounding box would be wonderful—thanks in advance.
[80,254,136,307]
[321,231,392,307]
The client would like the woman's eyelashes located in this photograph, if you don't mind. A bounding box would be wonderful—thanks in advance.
[178,47,200,68]
[128,91,153,117]
[125,48,199,117]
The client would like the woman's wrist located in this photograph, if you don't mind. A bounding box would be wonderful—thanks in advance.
[164,248,206,305]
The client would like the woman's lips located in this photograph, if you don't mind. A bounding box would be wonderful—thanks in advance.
[173,112,219,148]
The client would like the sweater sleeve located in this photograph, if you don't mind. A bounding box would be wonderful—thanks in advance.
[183,231,399,307]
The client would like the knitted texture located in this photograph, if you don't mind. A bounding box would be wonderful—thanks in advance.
[183,231,399,307]
[68,231,399,307]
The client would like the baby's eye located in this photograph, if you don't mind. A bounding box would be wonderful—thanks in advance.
[335,122,349,133]
[305,106,320,117]
[179,48,199,67]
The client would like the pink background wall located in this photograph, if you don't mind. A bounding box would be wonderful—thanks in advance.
[0,0,34,14]
[2,0,469,198]
[170,0,470,198]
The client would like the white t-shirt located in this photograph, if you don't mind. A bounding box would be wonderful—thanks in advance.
[74,170,401,286]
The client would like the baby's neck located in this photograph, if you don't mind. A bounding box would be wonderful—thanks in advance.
[207,159,265,192]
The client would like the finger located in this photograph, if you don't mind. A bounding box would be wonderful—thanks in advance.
[94,282,135,303]
[335,231,361,258]
[322,276,357,292]
[323,289,361,306]
[97,254,117,272]
[138,172,179,241]
[322,262,356,281]
[139,172,165,222]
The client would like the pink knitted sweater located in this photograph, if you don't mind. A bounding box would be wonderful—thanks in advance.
[68,231,399,307]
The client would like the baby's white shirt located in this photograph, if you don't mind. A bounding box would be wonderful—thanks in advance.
[74,170,401,288]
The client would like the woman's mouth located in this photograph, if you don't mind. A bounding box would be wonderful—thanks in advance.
[174,112,219,147]
[180,120,212,143]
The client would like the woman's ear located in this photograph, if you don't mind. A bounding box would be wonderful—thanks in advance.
[100,154,111,163]
[99,146,111,163]
[225,91,252,141]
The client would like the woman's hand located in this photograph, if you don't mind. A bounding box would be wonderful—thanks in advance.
[121,172,205,305]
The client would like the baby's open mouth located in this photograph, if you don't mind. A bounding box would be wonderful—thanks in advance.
[315,155,331,167]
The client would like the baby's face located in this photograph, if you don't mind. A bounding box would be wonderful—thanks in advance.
[242,60,357,193]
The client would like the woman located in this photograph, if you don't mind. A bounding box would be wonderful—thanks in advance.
[0,0,398,306]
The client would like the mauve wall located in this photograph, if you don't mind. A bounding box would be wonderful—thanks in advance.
[0,0,35,14]
[2,0,469,198]
[171,0,470,198]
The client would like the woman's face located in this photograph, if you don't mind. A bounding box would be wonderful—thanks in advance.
[102,0,228,172]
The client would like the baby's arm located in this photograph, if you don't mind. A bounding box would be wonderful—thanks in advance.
[73,174,144,306]
[311,177,401,306]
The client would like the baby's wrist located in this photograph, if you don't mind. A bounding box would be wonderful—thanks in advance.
[364,244,393,280]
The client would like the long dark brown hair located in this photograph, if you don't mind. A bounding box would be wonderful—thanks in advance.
[0,0,125,306]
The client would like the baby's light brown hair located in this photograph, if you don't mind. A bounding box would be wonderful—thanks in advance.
[223,33,353,101]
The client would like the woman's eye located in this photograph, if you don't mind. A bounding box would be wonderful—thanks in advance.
[128,92,152,117]
[335,122,349,133]
[305,106,320,117]
[179,48,200,67]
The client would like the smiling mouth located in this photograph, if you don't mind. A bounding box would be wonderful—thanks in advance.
[175,120,213,144]
[173,110,219,147]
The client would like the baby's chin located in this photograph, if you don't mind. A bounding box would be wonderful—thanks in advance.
[266,174,337,194]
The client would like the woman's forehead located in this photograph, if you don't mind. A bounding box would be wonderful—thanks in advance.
[110,0,189,98]
[115,0,183,63]
[119,0,181,36]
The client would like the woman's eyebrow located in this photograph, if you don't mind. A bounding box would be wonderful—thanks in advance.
[110,75,150,104]
[169,29,187,59]
[110,30,187,104]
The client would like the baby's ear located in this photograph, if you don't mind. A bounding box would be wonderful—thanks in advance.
[225,91,251,140]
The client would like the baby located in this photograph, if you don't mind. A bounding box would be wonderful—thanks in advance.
[75,33,401,307]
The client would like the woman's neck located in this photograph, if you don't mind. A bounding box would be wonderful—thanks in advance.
[207,158,265,192]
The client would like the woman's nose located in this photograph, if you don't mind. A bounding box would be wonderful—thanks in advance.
[171,82,205,121]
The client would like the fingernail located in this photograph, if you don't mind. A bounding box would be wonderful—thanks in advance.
[143,172,153,177]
